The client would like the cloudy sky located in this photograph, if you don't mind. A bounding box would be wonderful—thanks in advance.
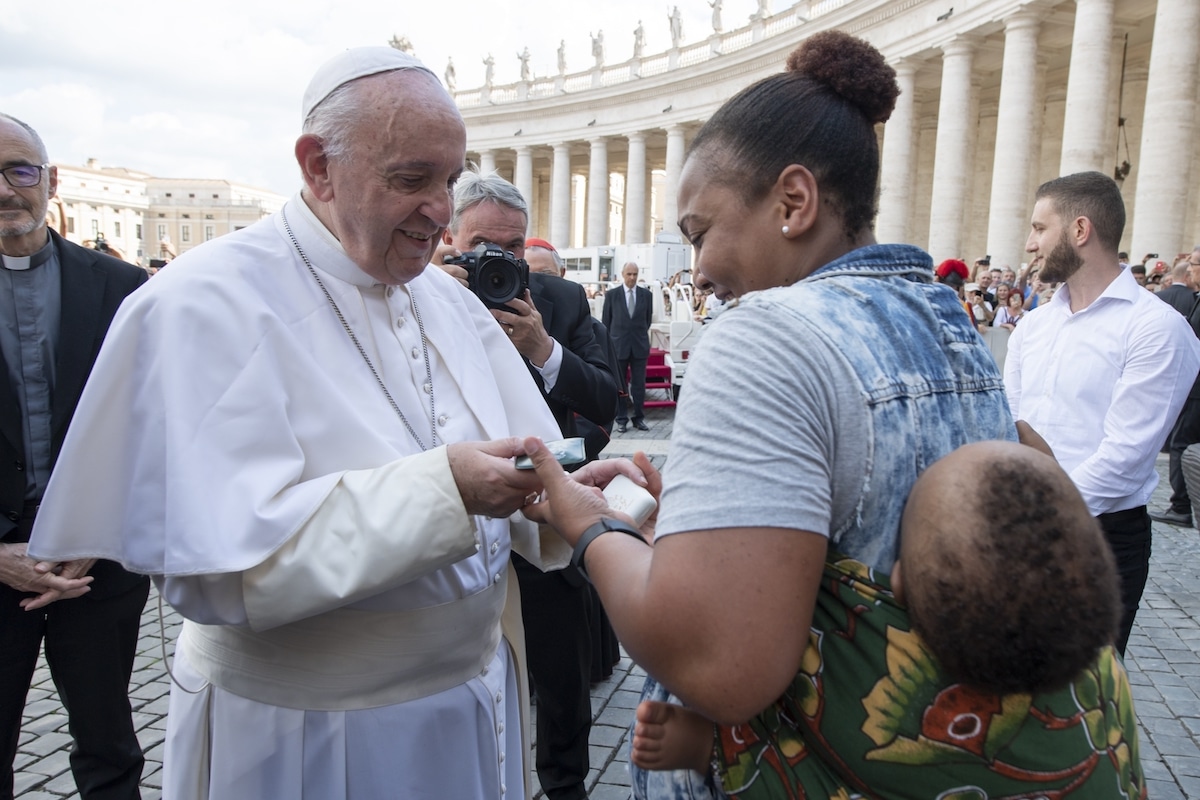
[1,0,749,196]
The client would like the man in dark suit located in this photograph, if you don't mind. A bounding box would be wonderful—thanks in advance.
[0,114,149,800]
[437,172,617,800]
[603,261,654,432]
[1151,249,1200,527]
[1155,260,1195,318]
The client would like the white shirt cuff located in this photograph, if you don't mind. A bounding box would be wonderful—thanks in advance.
[531,339,563,392]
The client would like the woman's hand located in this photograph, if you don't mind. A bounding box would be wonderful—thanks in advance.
[520,439,660,546]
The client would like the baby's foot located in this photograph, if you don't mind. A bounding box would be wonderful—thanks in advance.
[631,699,713,773]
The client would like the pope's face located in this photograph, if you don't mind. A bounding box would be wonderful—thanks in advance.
[321,71,465,285]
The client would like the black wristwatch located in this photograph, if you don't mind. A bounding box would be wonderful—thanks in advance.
[570,517,645,584]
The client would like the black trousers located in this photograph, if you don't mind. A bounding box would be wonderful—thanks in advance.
[617,355,647,423]
[513,554,592,800]
[0,512,148,800]
[1165,396,1200,514]
[1096,506,1152,657]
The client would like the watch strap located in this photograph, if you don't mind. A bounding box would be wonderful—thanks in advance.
[570,517,645,583]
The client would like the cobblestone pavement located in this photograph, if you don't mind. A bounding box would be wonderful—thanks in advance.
[14,404,1200,798]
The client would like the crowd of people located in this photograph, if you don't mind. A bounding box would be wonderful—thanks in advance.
[933,248,1200,337]
[3,28,1195,800]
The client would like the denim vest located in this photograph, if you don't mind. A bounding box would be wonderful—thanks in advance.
[630,243,1017,800]
[796,243,1016,569]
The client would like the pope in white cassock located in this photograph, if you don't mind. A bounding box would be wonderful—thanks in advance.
[27,48,644,799]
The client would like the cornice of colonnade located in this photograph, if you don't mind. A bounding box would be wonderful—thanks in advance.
[457,0,1060,156]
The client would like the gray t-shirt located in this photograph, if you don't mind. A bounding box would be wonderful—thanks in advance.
[655,289,872,561]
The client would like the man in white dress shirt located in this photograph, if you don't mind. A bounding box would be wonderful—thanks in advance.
[26,47,640,800]
[1005,171,1200,656]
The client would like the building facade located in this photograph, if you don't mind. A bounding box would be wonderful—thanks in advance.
[50,160,151,263]
[49,162,285,264]
[145,178,285,259]
[457,0,1198,270]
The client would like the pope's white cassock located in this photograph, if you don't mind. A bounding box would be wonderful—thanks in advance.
[29,195,569,799]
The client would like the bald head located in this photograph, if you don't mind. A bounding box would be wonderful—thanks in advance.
[622,262,639,288]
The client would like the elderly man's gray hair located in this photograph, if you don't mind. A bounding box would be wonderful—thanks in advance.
[0,113,48,162]
[302,68,441,161]
[450,171,528,233]
[528,244,565,270]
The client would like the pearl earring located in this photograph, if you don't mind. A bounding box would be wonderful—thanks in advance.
[782,225,790,235]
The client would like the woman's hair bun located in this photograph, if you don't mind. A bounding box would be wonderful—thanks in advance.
[786,30,899,125]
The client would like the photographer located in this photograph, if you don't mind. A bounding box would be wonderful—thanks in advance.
[434,172,618,800]
[964,281,994,329]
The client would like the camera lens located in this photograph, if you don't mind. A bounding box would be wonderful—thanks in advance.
[476,254,523,306]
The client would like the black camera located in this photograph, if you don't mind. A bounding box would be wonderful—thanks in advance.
[444,243,529,310]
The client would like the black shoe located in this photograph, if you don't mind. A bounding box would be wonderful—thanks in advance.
[616,422,627,433]
[633,420,650,431]
[1149,507,1193,526]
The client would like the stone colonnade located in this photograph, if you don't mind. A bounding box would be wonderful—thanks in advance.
[461,0,1200,268]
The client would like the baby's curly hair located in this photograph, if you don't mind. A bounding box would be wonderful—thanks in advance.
[689,30,899,240]
[902,446,1120,695]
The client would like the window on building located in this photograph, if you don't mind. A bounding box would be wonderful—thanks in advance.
[114,221,121,237]
[165,193,172,197]
[212,194,219,199]
[181,213,191,219]
[158,213,165,218]
[67,217,75,234]
[181,226,191,243]
[205,214,214,219]
[189,193,196,198]
[136,224,143,240]
[157,224,166,240]
[91,219,99,236]
[204,226,214,242]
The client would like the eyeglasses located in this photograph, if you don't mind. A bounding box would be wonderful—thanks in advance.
[0,164,49,188]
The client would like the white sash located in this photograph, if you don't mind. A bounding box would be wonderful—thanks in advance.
[180,573,506,711]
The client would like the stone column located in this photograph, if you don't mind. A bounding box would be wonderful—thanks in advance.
[1059,0,1115,175]
[625,132,648,244]
[927,37,977,262]
[479,149,496,175]
[550,143,572,248]
[586,137,609,246]
[663,125,686,236]
[514,146,533,208]
[1131,0,1200,258]
[987,10,1042,269]
[876,60,918,244]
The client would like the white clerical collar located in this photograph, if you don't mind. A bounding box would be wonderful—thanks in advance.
[1,234,53,271]
[285,193,378,288]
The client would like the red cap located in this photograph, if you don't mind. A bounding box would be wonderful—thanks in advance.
[525,237,556,252]
[935,259,969,279]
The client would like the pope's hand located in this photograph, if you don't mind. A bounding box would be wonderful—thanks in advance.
[448,439,544,519]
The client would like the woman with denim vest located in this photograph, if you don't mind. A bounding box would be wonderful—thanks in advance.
[522,31,1145,800]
